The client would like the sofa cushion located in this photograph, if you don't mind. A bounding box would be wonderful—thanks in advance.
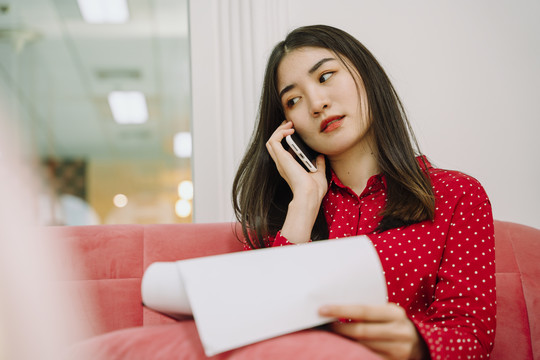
[63,321,383,360]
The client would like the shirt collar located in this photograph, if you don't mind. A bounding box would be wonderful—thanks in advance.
[328,155,431,196]
[329,169,386,198]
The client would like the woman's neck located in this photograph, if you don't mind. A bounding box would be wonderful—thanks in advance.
[328,142,379,196]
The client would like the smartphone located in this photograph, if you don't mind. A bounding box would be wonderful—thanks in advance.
[281,133,318,173]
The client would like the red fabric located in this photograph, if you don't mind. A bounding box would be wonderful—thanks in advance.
[490,273,532,359]
[63,321,383,360]
[259,160,496,359]
[62,279,143,340]
[502,223,540,357]
[493,221,540,359]
[143,222,244,266]
[49,224,144,280]
[49,225,146,338]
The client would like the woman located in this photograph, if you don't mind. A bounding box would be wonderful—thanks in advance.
[232,25,495,360]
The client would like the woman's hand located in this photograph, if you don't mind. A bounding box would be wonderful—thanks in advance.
[266,121,328,244]
[265,121,327,200]
[318,303,428,360]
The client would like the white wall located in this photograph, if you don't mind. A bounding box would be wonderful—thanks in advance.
[190,0,540,229]
[189,0,289,223]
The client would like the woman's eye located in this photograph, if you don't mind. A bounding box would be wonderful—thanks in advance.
[319,72,334,83]
[287,97,299,108]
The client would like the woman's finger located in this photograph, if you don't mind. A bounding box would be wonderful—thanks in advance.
[329,319,420,360]
[265,122,294,161]
[319,303,405,323]
[330,321,395,341]
[320,303,424,360]
[330,319,415,341]
[268,120,293,142]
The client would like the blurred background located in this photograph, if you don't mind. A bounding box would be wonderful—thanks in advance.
[2,0,539,229]
[0,0,192,226]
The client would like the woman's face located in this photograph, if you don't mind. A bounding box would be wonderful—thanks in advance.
[277,47,373,158]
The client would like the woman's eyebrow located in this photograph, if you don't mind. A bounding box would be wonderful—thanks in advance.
[279,84,295,100]
[308,57,335,74]
[279,57,336,99]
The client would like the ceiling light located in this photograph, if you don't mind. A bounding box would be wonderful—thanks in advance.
[108,91,148,124]
[77,0,130,24]
[174,132,192,158]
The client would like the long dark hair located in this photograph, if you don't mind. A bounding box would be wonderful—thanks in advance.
[232,25,435,249]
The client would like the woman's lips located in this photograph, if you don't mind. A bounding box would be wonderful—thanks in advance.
[320,116,345,133]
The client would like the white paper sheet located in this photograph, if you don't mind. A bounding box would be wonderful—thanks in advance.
[142,235,387,356]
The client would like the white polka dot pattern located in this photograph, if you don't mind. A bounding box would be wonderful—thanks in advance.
[250,159,496,359]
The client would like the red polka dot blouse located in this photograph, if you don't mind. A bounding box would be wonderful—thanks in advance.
[246,158,496,359]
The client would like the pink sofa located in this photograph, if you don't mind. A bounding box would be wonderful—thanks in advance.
[47,220,540,359]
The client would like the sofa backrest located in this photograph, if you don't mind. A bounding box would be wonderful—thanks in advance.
[47,220,540,359]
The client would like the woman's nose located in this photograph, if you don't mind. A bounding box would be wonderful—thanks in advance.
[309,90,330,116]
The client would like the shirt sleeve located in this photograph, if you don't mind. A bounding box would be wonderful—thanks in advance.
[414,181,496,359]
[242,231,310,250]
[271,231,297,247]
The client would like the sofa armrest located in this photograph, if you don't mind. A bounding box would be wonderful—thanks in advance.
[46,222,246,340]
[492,220,540,359]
